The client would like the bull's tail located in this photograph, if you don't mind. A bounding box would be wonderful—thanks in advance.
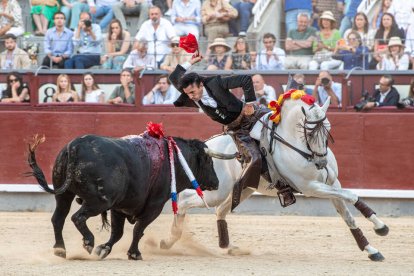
[26,134,70,195]
[101,211,110,231]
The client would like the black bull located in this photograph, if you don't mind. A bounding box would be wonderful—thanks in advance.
[27,134,219,260]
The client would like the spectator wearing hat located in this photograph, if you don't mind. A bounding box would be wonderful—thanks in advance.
[160,37,191,73]
[332,31,369,70]
[171,0,201,39]
[285,13,317,70]
[377,36,409,70]
[207,37,231,70]
[309,11,341,70]
[0,34,31,70]
[256,33,285,70]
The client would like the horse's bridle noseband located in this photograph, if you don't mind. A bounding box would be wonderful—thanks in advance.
[303,115,329,158]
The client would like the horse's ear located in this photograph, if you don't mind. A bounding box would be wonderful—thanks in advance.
[301,106,306,116]
[322,96,330,113]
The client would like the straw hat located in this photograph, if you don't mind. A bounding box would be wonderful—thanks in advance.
[171,36,180,44]
[388,37,404,48]
[320,11,336,22]
[209,38,231,51]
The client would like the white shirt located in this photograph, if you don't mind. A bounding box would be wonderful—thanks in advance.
[388,0,414,31]
[84,89,104,103]
[256,47,286,70]
[317,81,342,105]
[135,18,176,63]
[379,89,390,103]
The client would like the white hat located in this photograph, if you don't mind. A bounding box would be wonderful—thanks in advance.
[209,38,231,51]
[320,11,336,22]
[388,36,404,48]
[171,36,180,44]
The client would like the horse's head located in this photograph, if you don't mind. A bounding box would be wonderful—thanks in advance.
[300,97,334,170]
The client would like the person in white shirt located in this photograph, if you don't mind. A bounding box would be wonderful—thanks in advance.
[251,74,276,105]
[377,36,409,70]
[81,73,105,103]
[170,0,201,39]
[142,74,179,104]
[387,0,414,33]
[256,33,285,70]
[123,39,156,71]
[312,70,342,107]
[135,6,176,68]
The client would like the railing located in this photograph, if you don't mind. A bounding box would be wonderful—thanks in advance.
[252,0,272,28]
[358,0,379,14]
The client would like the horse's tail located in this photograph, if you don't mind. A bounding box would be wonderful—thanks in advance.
[26,134,70,195]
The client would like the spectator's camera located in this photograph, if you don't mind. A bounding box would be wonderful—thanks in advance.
[288,79,305,91]
[321,77,330,86]
[397,97,414,109]
[84,20,92,27]
[354,91,372,111]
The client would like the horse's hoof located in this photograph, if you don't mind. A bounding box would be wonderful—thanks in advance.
[160,239,172,250]
[54,247,66,258]
[369,252,385,262]
[94,245,111,259]
[375,225,389,236]
[127,253,143,260]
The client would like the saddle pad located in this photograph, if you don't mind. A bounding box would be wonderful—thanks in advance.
[250,112,272,140]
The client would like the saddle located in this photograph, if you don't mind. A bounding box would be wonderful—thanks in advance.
[231,113,297,210]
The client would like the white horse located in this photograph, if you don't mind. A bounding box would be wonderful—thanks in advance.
[160,96,389,261]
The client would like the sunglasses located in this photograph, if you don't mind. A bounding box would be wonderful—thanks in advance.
[171,43,179,47]
[9,78,18,83]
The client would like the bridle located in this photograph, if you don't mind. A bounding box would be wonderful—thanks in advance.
[302,115,330,158]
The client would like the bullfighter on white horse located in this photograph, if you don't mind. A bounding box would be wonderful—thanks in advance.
[169,55,271,210]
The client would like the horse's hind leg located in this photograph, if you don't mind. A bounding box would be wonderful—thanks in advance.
[331,198,384,261]
[52,191,75,258]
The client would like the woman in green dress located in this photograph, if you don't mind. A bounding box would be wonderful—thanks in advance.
[31,0,60,35]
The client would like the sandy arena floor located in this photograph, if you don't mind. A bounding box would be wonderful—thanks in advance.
[0,212,413,275]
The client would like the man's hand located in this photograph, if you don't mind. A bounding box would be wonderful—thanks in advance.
[52,56,62,63]
[190,55,202,65]
[243,103,255,116]
[109,97,124,104]
[89,6,96,14]
[363,102,376,109]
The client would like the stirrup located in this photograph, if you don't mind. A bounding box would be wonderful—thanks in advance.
[277,187,296,208]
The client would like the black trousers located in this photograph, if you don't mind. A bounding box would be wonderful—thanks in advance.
[42,56,67,69]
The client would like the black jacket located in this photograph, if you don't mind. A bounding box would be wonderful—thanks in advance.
[373,87,400,107]
[169,64,256,125]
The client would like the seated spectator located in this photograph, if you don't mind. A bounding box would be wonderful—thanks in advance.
[52,74,79,102]
[112,0,149,34]
[388,0,414,33]
[102,19,131,70]
[61,0,90,30]
[283,0,312,35]
[404,19,414,67]
[256,33,285,70]
[89,0,117,30]
[206,37,230,70]
[64,12,102,69]
[251,74,276,105]
[332,31,369,70]
[0,0,24,37]
[309,11,341,70]
[31,0,60,36]
[153,0,172,15]
[123,39,156,71]
[288,73,313,95]
[338,0,362,36]
[312,70,341,106]
[108,69,135,104]
[343,12,375,50]
[229,0,256,37]
[135,6,176,68]
[224,36,252,70]
[160,37,191,73]
[171,0,201,39]
[81,72,105,103]
[42,12,74,69]
[361,74,400,109]
[398,78,414,108]
[0,72,30,103]
[285,13,317,70]
[142,74,179,105]
[201,0,237,43]
[370,12,405,69]
[377,36,409,70]
[0,34,31,70]
[372,0,392,30]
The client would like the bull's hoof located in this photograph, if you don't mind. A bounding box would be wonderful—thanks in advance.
[94,244,111,259]
[160,239,172,250]
[375,225,389,236]
[54,247,66,258]
[83,240,93,254]
[127,252,143,260]
[369,252,385,262]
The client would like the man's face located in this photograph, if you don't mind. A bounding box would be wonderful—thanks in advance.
[183,83,203,101]
[263,37,275,51]
[54,14,65,27]
[297,16,309,32]
[158,77,170,93]
[120,71,132,84]
[379,77,390,93]
[252,75,264,91]
[149,8,161,25]
[5,38,16,51]
[80,13,90,29]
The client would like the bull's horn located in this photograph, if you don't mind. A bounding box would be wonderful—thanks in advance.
[322,96,330,113]
[204,148,238,160]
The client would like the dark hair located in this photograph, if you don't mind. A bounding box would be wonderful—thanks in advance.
[81,72,100,101]
[233,36,249,52]
[157,74,170,85]
[121,68,133,76]
[3,33,17,41]
[108,19,124,41]
[263,33,276,42]
[53,11,66,20]
[378,13,399,35]
[382,74,394,86]
[347,30,362,45]
[1,72,29,101]
[179,72,205,91]
[352,12,368,34]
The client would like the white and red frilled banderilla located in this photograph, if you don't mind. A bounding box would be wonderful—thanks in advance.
[146,122,209,216]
